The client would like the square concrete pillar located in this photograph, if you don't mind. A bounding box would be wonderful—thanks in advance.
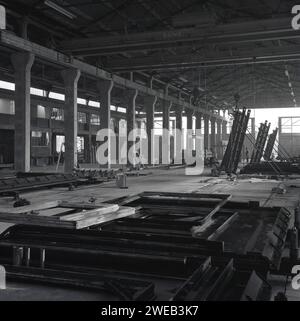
[195,112,202,131]
[163,100,172,130]
[145,95,157,165]
[185,109,194,163]
[186,110,194,130]
[216,120,222,159]
[222,120,227,140]
[174,107,184,164]
[175,107,183,131]
[61,68,81,173]
[84,113,91,163]
[162,100,172,165]
[98,80,113,130]
[97,79,113,167]
[204,115,210,153]
[126,89,138,165]
[210,117,216,157]
[11,52,35,172]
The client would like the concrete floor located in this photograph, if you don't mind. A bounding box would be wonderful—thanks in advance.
[0,166,300,300]
[1,167,299,216]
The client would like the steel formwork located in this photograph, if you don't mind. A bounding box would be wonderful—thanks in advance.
[250,121,271,164]
[264,128,278,161]
[221,108,251,174]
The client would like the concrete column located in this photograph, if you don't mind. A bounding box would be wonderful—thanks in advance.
[114,117,119,164]
[211,117,216,157]
[216,119,222,159]
[195,112,202,131]
[222,120,227,140]
[175,107,183,131]
[194,113,202,159]
[204,115,210,153]
[174,107,184,163]
[185,109,194,161]
[85,112,92,163]
[186,109,194,130]
[98,80,113,131]
[163,101,172,130]
[162,100,172,164]
[97,79,113,167]
[11,52,35,172]
[145,95,157,165]
[61,68,81,173]
[126,89,138,165]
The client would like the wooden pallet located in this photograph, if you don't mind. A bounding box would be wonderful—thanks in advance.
[0,201,136,229]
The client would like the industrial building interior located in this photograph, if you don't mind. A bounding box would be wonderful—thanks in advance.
[0,0,300,303]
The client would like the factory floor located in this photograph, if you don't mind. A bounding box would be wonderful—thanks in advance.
[0,166,300,300]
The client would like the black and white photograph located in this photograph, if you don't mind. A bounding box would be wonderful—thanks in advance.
[0,0,299,314]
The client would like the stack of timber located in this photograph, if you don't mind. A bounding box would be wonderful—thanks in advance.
[0,201,136,229]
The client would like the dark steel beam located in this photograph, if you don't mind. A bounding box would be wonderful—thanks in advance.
[104,44,300,71]
[59,17,298,55]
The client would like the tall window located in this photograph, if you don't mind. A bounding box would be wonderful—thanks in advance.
[0,99,14,115]
[90,114,100,125]
[31,131,49,147]
[281,117,300,133]
[51,108,64,121]
[78,112,87,123]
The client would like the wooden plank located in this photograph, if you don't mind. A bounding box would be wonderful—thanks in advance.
[59,201,116,209]
[142,196,225,203]
[118,194,141,206]
[75,207,136,229]
[37,207,75,217]
[4,201,60,214]
[141,191,231,199]
[0,212,64,222]
[61,203,119,221]
[0,201,135,229]
[0,215,74,228]
[0,202,131,229]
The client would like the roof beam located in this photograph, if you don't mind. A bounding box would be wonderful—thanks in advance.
[105,44,300,71]
[0,30,225,121]
[59,17,298,56]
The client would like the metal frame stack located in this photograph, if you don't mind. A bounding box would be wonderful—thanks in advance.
[250,121,271,164]
[0,191,291,300]
[263,128,278,161]
[221,108,251,174]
